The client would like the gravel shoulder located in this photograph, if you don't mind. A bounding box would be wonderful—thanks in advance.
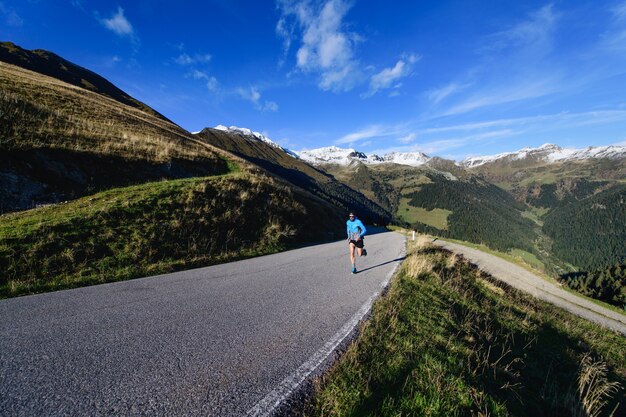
[433,239,626,336]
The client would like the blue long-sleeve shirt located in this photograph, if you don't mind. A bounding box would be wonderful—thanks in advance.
[346,218,367,240]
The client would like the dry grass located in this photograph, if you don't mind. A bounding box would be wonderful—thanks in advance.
[577,353,622,417]
[0,62,230,164]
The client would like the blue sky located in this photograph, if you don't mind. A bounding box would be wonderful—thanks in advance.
[2,0,626,160]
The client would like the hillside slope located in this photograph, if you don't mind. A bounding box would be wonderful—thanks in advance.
[196,128,391,224]
[0,173,344,298]
[0,60,232,212]
[0,41,166,120]
[0,46,351,297]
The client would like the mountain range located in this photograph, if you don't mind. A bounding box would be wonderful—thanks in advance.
[212,123,626,170]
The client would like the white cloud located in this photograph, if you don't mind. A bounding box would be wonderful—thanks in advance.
[484,4,557,57]
[612,1,626,20]
[429,5,561,117]
[264,101,279,112]
[424,110,626,134]
[189,70,219,92]
[175,53,212,66]
[237,87,279,112]
[398,133,417,144]
[101,7,134,37]
[602,2,626,51]
[277,0,363,92]
[335,124,408,145]
[336,125,386,144]
[0,2,23,27]
[363,54,420,98]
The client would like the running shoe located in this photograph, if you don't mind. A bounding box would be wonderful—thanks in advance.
[362,248,367,256]
[352,266,357,274]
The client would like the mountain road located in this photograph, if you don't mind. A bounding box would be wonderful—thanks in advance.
[0,230,405,416]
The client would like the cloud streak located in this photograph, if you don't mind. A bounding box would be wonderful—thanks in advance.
[441,78,559,116]
[335,124,406,145]
[426,83,470,104]
[175,53,212,66]
[0,2,23,26]
[431,4,561,117]
[363,54,420,98]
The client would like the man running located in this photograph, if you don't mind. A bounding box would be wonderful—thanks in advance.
[346,212,367,274]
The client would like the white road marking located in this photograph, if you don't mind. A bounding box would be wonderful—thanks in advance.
[247,243,405,417]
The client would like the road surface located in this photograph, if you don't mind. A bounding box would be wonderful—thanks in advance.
[433,239,626,336]
[0,231,406,416]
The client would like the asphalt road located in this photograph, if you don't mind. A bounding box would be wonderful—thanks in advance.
[433,239,626,336]
[0,230,405,416]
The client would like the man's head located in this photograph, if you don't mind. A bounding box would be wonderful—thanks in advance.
[349,212,355,221]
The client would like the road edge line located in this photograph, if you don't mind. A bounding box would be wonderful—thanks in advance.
[247,237,406,417]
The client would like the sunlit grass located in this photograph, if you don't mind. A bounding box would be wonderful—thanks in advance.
[309,235,626,416]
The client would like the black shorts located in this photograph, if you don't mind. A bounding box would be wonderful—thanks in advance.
[349,239,364,248]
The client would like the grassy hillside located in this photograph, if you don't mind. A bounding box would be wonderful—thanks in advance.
[0,60,232,211]
[0,41,166,120]
[0,173,344,298]
[0,47,353,298]
[196,128,391,224]
[310,235,626,416]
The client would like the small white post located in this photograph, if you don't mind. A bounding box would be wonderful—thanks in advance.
[412,230,415,241]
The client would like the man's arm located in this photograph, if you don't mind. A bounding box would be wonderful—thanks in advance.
[357,220,367,237]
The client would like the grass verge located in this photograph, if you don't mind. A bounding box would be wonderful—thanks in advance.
[309,235,626,416]
[0,172,343,298]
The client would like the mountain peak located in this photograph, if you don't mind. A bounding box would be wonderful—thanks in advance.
[211,125,299,158]
[297,146,431,167]
[461,143,626,168]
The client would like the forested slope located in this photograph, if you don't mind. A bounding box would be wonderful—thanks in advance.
[543,184,626,270]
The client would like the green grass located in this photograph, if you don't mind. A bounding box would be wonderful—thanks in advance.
[397,199,451,230]
[521,210,545,226]
[509,248,545,269]
[0,172,344,298]
[309,237,626,416]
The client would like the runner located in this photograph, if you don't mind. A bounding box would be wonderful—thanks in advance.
[346,212,367,274]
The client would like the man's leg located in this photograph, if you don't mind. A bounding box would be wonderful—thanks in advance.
[349,242,357,272]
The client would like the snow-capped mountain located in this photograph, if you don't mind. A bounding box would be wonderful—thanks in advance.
[462,143,626,168]
[213,125,299,158]
[382,151,431,166]
[297,146,431,167]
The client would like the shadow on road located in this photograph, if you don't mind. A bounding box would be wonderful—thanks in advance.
[358,257,406,273]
